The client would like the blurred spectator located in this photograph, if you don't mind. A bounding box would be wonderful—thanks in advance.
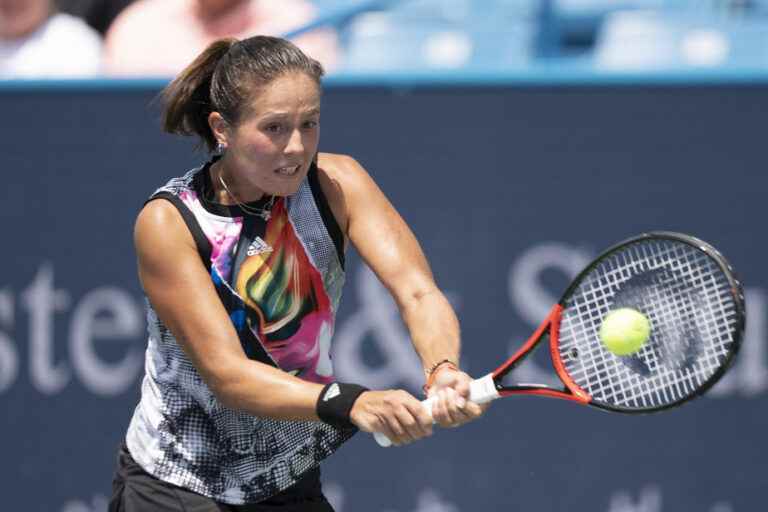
[104,0,339,77]
[0,0,103,77]
[56,0,135,35]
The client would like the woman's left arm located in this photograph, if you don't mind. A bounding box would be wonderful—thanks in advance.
[317,153,486,428]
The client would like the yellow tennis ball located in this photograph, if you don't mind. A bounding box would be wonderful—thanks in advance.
[599,308,651,356]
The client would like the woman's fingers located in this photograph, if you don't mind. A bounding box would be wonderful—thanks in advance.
[349,389,433,446]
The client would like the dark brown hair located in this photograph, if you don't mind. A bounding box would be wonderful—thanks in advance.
[161,36,325,151]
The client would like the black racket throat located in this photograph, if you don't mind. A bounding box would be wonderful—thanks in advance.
[494,341,563,391]
[492,304,593,404]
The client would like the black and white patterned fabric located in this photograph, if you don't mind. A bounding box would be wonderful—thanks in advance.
[125,162,354,504]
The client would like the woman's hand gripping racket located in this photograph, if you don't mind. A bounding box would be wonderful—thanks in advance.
[374,232,745,447]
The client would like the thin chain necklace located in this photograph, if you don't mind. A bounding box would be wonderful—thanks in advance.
[218,171,276,221]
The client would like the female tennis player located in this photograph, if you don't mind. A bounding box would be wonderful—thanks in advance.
[108,36,485,511]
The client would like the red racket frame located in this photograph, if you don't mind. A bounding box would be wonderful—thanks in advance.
[490,304,591,404]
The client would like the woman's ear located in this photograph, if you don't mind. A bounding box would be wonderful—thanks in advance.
[208,112,230,147]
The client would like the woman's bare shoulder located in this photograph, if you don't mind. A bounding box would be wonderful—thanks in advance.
[136,197,185,233]
[317,152,376,191]
[318,151,361,176]
[134,197,196,254]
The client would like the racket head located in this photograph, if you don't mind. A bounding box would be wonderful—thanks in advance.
[554,231,745,413]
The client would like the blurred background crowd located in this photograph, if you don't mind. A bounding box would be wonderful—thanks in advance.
[0,0,766,79]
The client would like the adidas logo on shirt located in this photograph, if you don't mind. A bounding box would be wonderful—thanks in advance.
[246,236,273,256]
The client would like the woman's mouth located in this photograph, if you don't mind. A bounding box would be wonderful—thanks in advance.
[275,165,300,176]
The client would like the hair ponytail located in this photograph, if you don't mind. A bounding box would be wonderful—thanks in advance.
[161,38,237,151]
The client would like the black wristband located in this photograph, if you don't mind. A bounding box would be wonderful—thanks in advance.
[316,382,368,430]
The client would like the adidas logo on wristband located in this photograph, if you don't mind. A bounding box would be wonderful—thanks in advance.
[316,382,369,430]
[323,383,341,401]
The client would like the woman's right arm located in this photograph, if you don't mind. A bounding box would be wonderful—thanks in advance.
[135,199,431,445]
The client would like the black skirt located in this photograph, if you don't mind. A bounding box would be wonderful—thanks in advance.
[108,443,335,512]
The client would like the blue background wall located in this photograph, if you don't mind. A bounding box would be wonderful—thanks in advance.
[1,79,766,512]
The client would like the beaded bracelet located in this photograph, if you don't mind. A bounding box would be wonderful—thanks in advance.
[422,359,459,395]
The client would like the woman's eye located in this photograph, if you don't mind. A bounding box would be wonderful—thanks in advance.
[303,120,318,129]
[266,124,282,133]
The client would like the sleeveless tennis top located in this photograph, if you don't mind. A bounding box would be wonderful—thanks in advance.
[125,160,354,504]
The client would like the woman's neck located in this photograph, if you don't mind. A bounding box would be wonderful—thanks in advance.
[211,159,266,205]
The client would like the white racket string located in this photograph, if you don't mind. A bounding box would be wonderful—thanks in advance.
[557,239,739,409]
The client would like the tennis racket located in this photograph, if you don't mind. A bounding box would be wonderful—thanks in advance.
[374,231,745,447]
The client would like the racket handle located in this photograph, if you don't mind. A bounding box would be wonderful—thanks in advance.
[373,373,499,447]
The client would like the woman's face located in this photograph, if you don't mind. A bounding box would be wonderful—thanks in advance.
[218,71,321,198]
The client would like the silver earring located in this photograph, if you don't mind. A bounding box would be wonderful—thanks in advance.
[215,142,226,155]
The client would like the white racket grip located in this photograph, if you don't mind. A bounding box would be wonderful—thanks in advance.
[373,373,499,447]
